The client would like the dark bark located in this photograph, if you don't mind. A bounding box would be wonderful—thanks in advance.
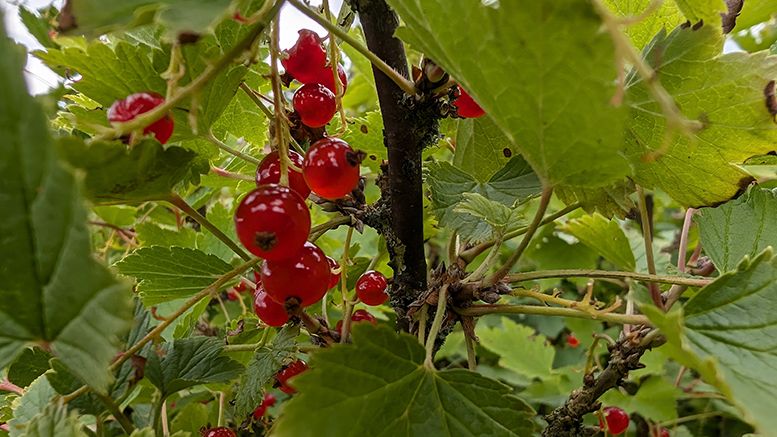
[350,0,439,330]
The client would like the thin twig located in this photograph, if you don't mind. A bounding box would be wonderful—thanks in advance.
[637,185,664,309]
[453,304,651,325]
[201,130,262,166]
[465,332,477,371]
[505,269,710,287]
[240,83,275,118]
[424,284,449,368]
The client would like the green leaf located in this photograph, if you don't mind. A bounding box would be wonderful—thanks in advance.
[672,0,726,23]
[644,249,777,436]
[45,359,105,416]
[6,376,57,437]
[602,0,685,50]
[234,325,299,420]
[60,138,209,203]
[60,0,237,37]
[7,348,52,389]
[600,375,683,423]
[453,117,513,183]
[330,111,386,174]
[387,0,629,187]
[198,202,239,262]
[695,187,777,272]
[135,222,199,248]
[170,402,209,436]
[0,21,132,393]
[558,213,636,271]
[92,205,138,228]
[145,337,244,397]
[453,193,525,237]
[624,25,777,207]
[556,178,636,219]
[114,246,235,305]
[477,318,556,382]
[427,157,541,242]
[19,6,59,50]
[734,0,777,31]
[17,402,89,437]
[273,324,536,437]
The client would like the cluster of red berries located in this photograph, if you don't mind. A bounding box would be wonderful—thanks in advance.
[284,29,348,128]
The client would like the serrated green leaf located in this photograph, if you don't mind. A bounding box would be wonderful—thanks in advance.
[0,21,132,393]
[135,223,199,248]
[624,25,777,207]
[16,402,88,437]
[330,111,386,174]
[696,187,777,272]
[558,213,636,271]
[477,318,556,382]
[453,193,525,237]
[644,249,777,436]
[61,0,237,37]
[387,0,629,188]
[7,349,52,389]
[198,202,239,262]
[427,157,541,242]
[234,325,299,420]
[600,375,683,423]
[672,0,726,23]
[453,117,513,183]
[6,376,57,437]
[603,0,685,50]
[273,324,535,437]
[59,138,209,203]
[145,337,244,396]
[556,178,637,219]
[114,246,235,305]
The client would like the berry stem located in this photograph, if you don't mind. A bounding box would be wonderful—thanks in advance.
[211,166,255,181]
[93,0,286,142]
[463,233,503,282]
[453,304,650,326]
[239,83,274,119]
[464,332,477,371]
[417,304,428,346]
[61,257,262,404]
[166,193,252,262]
[458,202,581,265]
[339,226,354,306]
[308,215,353,242]
[637,185,665,310]
[424,284,449,369]
[95,392,136,435]
[482,184,554,287]
[506,269,710,287]
[269,15,291,188]
[677,207,697,273]
[287,0,418,96]
[201,130,262,166]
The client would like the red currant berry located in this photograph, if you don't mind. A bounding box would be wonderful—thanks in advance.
[654,428,670,437]
[252,392,277,419]
[107,92,174,144]
[282,30,328,84]
[275,360,308,394]
[334,309,377,333]
[302,137,361,199]
[255,150,311,199]
[452,86,485,118]
[260,241,331,306]
[254,285,289,327]
[314,64,348,95]
[293,83,337,128]
[326,256,340,289]
[599,406,629,435]
[203,427,236,437]
[234,184,311,261]
[567,333,580,347]
[234,281,249,293]
[355,271,388,306]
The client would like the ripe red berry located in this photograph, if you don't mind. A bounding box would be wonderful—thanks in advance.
[275,360,308,394]
[252,392,277,419]
[255,150,311,199]
[234,281,249,293]
[567,333,580,347]
[107,92,174,143]
[282,29,328,83]
[314,64,348,95]
[452,86,485,118]
[234,184,311,260]
[254,285,289,327]
[326,256,340,289]
[654,427,670,437]
[293,83,337,128]
[355,271,388,306]
[599,406,629,435]
[335,309,378,333]
[260,241,331,306]
[302,137,361,199]
[203,427,236,437]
